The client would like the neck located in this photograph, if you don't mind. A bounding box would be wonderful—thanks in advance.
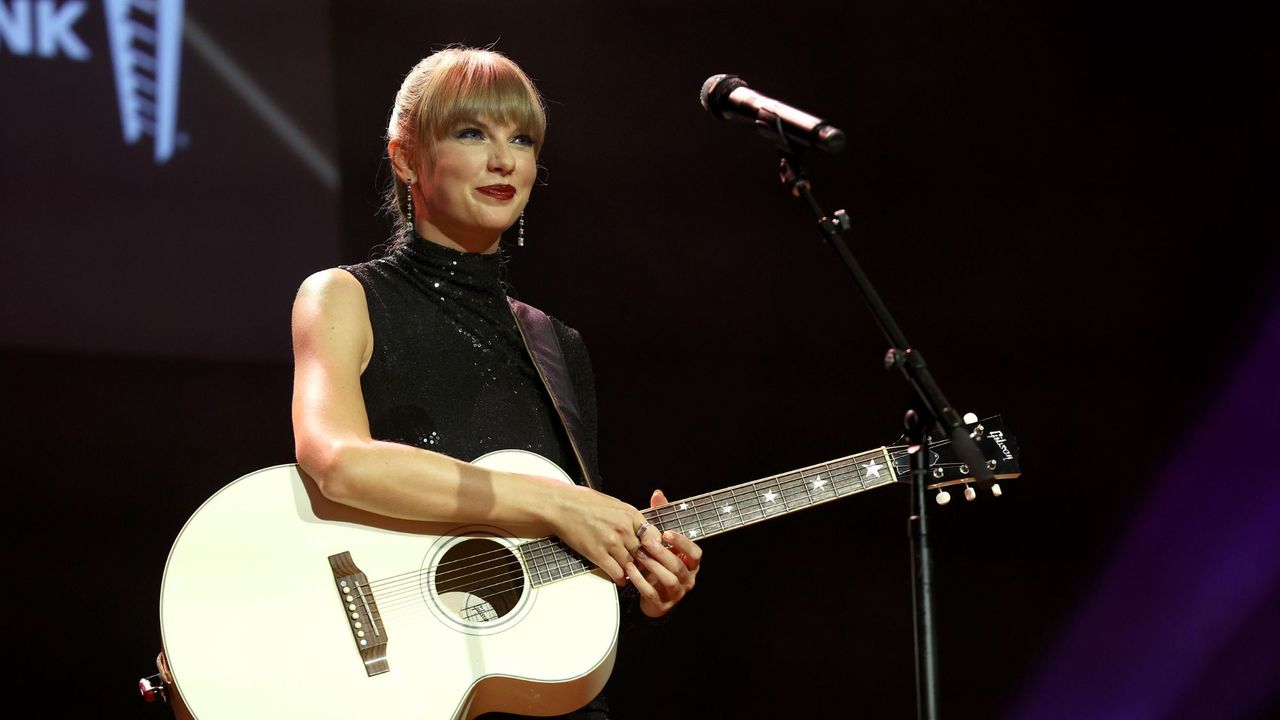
[414,219,501,255]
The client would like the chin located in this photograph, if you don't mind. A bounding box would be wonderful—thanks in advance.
[487,214,523,234]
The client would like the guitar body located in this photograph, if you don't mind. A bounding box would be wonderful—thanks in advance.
[159,451,619,720]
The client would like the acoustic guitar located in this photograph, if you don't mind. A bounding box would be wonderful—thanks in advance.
[152,415,1020,719]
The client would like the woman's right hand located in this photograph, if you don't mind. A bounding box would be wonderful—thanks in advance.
[547,484,650,587]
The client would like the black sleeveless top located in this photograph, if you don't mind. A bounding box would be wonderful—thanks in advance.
[342,236,612,719]
[341,235,598,485]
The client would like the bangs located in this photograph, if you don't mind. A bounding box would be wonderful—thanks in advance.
[417,53,546,152]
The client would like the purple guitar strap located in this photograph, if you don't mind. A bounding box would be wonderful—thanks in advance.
[507,297,600,491]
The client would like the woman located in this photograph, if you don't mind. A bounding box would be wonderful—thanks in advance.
[290,47,702,719]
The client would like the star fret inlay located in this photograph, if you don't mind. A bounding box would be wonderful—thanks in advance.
[863,460,883,477]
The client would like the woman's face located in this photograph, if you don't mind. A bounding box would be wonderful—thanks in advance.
[415,117,537,253]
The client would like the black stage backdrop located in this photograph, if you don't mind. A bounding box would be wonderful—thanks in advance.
[3,1,1276,718]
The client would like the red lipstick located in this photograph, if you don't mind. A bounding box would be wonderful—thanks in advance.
[476,184,516,200]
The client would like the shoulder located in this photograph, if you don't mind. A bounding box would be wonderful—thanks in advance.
[292,268,374,365]
[293,268,371,332]
[296,267,364,305]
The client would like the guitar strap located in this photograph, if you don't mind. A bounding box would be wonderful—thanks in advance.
[508,298,600,491]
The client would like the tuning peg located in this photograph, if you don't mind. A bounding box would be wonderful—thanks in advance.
[964,485,977,502]
[935,490,951,505]
[138,674,168,703]
[991,483,1002,497]
[963,412,978,424]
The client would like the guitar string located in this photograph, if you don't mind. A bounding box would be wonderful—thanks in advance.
[358,432,981,601]
[362,454,926,612]
[361,445,944,609]
[367,461,898,620]
[367,444,913,591]
[365,451,884,601]
[354,443,919,597]
[365,454,968,615]
[366,438,983,608]
[360,449,986,621]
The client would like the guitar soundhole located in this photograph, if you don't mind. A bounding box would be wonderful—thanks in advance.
[433,538,525,624]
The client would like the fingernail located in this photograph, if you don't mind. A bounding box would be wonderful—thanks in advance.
[663,531,676,542]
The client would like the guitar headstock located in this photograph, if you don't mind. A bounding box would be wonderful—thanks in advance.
[891,414,1022,504]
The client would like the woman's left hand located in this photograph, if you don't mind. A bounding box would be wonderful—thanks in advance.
[627,489,703,618]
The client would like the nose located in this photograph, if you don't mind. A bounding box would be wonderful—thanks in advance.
[488,141,515,176]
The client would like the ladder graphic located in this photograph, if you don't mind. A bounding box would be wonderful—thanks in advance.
[104,0,184,163]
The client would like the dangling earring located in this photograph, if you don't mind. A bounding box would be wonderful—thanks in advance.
[405,179,415,236]
[517,211,525,247]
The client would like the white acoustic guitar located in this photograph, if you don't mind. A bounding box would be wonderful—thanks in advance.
[155,416,1020,720]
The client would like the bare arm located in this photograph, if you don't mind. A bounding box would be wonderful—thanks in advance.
[290,268,645,583]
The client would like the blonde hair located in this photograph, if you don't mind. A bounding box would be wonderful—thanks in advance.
[385,47,547,246]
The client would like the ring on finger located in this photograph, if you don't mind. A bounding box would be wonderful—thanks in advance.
[634,521,652,541]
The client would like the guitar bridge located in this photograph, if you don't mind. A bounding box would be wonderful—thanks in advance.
[329,552,389,676]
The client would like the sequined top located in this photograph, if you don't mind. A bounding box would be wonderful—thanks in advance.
[342,236,629,719]
[341,235,597,485]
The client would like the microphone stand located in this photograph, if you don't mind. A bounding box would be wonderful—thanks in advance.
[775,149,995,720]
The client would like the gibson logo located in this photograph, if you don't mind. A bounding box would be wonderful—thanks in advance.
[989,430,1014,461]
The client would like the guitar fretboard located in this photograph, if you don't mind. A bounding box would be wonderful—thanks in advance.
[519,447,896,587]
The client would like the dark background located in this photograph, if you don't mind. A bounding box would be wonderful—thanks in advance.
[3,1,1276,718]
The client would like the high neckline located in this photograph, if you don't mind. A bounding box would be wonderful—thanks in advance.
[385,232,508,301]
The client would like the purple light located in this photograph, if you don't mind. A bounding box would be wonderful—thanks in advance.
[1008,289,1280,720]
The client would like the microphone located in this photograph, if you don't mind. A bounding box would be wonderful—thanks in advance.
[700,74,846,155]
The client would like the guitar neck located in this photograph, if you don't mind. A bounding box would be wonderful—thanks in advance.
[519,446,898,586]
[640,446,897,541]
